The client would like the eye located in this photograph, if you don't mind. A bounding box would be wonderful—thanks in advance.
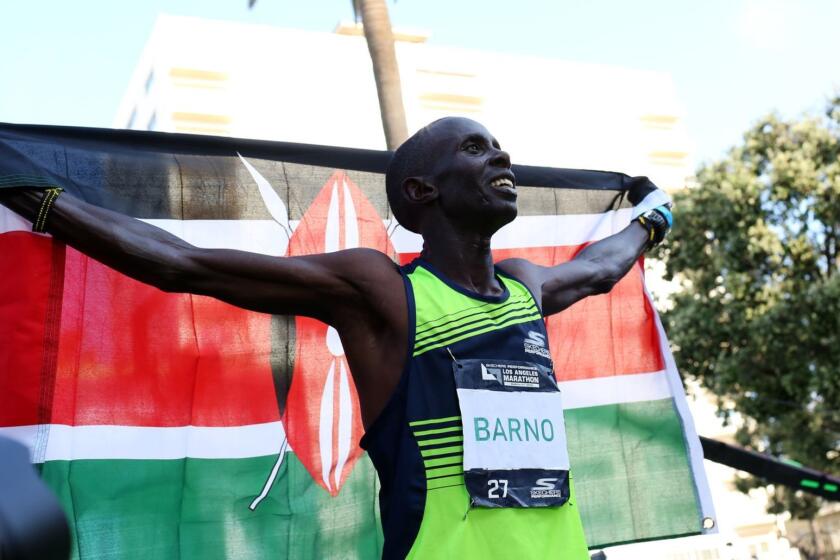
[462,141,482,154]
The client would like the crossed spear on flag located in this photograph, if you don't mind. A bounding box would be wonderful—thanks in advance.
[238,155,383,509]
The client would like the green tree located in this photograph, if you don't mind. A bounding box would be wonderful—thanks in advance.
[661,95,840,518]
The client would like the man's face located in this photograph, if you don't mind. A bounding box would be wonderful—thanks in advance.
[423,118,517,235]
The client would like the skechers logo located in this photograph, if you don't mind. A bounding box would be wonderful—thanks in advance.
[524,331,550,359]
[530,477,563,498]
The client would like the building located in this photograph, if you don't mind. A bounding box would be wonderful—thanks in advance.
[114,14,694,192]
[787,504,840,559]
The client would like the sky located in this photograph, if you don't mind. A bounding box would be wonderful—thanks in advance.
[1,0,838,165]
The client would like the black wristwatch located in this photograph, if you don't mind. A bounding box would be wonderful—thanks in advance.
[634,207,670,249]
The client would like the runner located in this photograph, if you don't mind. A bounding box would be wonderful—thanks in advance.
[0,116,672,559]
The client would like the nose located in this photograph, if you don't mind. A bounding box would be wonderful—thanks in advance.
[489,148,511,169]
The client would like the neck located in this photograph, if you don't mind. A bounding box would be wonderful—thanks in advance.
[419,220,502,297]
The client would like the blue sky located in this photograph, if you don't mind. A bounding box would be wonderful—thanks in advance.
[1,0,838,165]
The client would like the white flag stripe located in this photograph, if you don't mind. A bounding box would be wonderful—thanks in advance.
[3,206,633,255]
[391,209,634,253]
[0,422,289,463]
[145,219,290,256]
[632,188,672,219]
[1,371,673,463]
[559,370,671,410]
[141,211,631,256]
[1,206,36,233]
[484,209,635,250]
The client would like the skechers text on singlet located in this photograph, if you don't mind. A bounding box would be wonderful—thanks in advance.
[360,259,589,559]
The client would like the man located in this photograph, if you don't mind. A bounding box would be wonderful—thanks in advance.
[0,117,671,559]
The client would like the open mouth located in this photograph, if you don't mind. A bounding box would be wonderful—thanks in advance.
[490,177,515,190]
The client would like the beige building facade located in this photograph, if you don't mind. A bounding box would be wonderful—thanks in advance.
[115,15,693,192]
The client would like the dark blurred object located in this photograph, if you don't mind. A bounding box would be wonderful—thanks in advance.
[590,551,607,559]
[0,436,70,560]
[701,436,840,501]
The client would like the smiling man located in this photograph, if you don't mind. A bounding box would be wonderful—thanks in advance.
[0,117,672,559]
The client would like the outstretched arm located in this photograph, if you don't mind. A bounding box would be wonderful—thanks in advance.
[498,205,671,316]
[0,189,395,322]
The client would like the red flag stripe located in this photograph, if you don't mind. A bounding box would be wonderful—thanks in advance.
[1,233,56,426]
[2,233,281,428]
[2,237,659,429]
[400,246,663,380]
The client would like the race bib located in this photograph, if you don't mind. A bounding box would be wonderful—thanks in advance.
[453,359,570,508]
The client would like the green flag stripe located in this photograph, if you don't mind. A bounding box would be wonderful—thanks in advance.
[40,452,383,560]
[564,398,702,547]
[34,399,700,553]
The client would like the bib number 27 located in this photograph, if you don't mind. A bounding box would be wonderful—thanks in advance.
[487,479,508,499]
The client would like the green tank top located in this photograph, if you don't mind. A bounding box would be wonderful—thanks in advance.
[361,259,589,559]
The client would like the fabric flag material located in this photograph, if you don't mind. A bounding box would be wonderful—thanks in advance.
[0,123,714,559]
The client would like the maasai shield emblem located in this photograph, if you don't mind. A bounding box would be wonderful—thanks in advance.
[284,171,395,495]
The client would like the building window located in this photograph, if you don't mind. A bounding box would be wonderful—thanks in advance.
[640,114,678,130]
[648,150,688,167]
[416,68,482,116]
[169,67,228,90]
[170,111,231,136]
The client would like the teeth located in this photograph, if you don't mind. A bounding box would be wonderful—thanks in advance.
[491,178,514,188]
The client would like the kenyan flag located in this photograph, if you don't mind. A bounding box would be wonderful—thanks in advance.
[0,123,714,559]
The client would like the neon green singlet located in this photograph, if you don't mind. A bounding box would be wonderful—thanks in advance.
[361,259,589,559]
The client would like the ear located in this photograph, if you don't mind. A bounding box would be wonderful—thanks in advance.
[402,177,438,204]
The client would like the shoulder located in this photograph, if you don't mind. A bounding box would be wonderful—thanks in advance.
[307,247,406,337]
[319,247,399,268]
[496,258,544,308]
[496,257,542,283]
[316,247,402,289]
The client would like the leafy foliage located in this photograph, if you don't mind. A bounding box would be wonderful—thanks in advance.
[661,95,840,518]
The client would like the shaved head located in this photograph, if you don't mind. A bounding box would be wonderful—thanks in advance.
[385,119,446,233]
